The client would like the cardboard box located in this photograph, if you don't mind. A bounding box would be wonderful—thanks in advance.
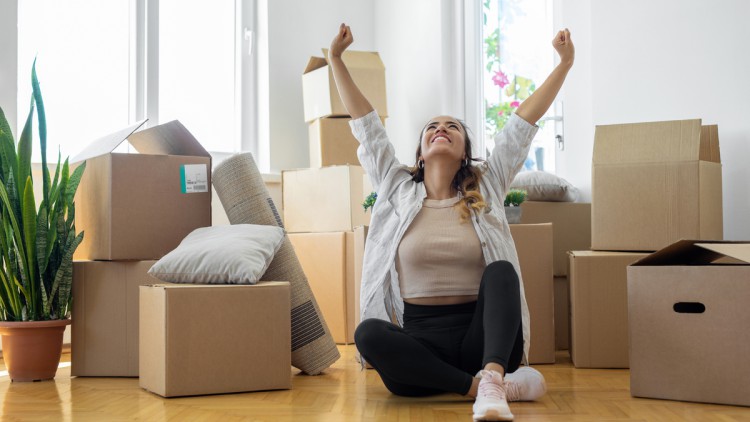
[627,240,750,407]
[73,120,212,260]
[309,117,386,168]
[510,223,554,364]
[72,260,160,377]
[520,201,591,276]
[592,119,722,251]
[568,251,649,368]
[553,276,569,351]
[302,49,387,122]
[139,283,291,398]
[283,165,370,233]
[288,226,367,344]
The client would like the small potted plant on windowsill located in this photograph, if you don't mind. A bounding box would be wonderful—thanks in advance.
[0,61,86,382]
[504,189,527,224]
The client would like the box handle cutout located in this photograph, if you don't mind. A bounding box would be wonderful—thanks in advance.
[673,302,705,314]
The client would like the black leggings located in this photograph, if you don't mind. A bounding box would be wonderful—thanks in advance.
[354,260,524,397]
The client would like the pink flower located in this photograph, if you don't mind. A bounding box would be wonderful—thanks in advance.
[497,110,505,116]
[492,70,509,88]
[510,101,520,108]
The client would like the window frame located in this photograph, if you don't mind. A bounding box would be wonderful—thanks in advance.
[3,0,260,163]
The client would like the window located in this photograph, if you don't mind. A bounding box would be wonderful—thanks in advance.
[15,0,258,163]
[18,0,131,162]
[482,0,559,172]
[159,0,237,153]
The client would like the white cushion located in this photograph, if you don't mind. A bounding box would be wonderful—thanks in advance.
[511,171,578,202]
[149,224,285,284]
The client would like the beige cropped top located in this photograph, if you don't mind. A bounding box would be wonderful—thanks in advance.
[396,196,486,299]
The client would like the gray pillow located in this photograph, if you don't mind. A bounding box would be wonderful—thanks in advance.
[511,171,579,202]
[149,224,284,284]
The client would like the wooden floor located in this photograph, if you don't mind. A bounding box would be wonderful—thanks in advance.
[1,346,749,421]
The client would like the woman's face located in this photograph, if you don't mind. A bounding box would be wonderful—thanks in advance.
[419,116,467,164]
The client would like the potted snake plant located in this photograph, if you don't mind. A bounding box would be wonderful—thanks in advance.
[0,61,86,381]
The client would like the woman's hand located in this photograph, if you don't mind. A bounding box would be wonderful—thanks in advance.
[330,23,353,59]
[552,28,574,68]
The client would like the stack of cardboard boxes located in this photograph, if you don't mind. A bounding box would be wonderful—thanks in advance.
[285,50,387,344]
[605,121,750,407]
[519,201,592,358]
[568,119,723,369]
[71,121,291,397]
[71,120,212,378]
[507,222,554,364]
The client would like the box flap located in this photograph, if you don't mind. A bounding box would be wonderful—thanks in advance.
[304,56,329,74]
[326,49,385,70]
[631,240,750,266]
[699,125,721,163]
[304,49,385,75]
[72,120,148,163]
[695,243,750,264]
[593,119,702,165]
[128,120,210,157]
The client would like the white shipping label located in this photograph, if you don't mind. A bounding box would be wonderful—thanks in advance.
[181,164,209,193]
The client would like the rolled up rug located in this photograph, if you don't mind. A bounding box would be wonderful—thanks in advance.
[212,153,340,375]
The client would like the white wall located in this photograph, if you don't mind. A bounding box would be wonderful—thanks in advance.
[558,0,750,240]
[0,0,18,137]
[374,0,466,165]
[553,0,592,202]
[264,0,376,173]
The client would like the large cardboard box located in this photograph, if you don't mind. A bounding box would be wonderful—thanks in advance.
[568,251,649,368]
[309,117,386,168]
[553,276,569,351]
[139,283,291,398]
[73,120,212,260]
[592,119,722,251]
[520,201,591,276]
[289,226,367,344]
[283,165,370,233]
[628,240,750,407]
[72,260,160,377]
[302,49,387,122]
[510,223,554,364]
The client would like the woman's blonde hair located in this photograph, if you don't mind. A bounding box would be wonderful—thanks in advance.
[411,119,487,222]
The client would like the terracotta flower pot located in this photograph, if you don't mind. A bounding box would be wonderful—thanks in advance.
[0,319,71,382]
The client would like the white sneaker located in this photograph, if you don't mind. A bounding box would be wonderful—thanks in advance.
[472,370,514,421]
[503,366,547,402]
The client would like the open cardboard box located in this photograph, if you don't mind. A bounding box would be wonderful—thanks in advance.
[73,120,212,260]
[592,119,722,251]
[302,49,387,122]
[628,240,750,407]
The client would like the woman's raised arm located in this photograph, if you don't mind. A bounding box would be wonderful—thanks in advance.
[329,23,374,119]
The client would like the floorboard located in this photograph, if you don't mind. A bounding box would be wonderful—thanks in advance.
[1,347,748,421]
